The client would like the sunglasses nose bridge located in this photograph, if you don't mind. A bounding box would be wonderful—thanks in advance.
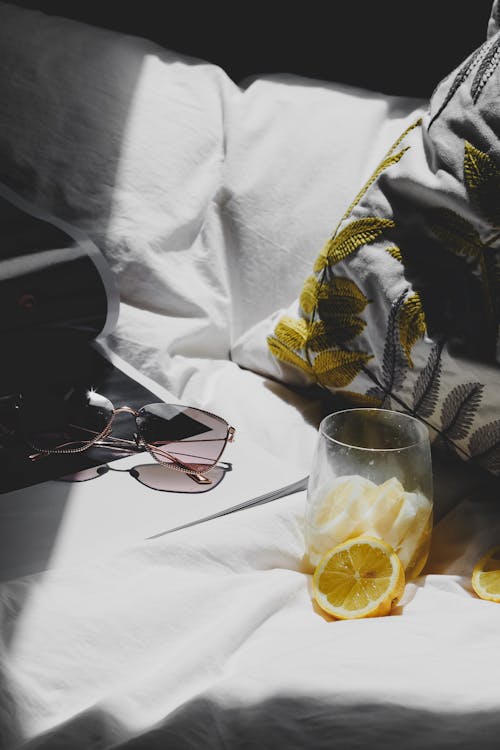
[112,406,139,418]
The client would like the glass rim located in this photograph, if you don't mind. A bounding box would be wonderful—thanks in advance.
[318,407,430,452]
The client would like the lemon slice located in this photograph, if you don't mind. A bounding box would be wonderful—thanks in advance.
[312,535,405,619]
[472,545,500,602]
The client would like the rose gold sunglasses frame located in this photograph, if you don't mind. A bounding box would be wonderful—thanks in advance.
[28,403,236,485]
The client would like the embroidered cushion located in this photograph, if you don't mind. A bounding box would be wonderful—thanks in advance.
[232,9,500,476]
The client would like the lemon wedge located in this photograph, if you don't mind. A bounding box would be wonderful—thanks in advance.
[312,535,405,619]
[306,475,432,577]
[472,545,500,602]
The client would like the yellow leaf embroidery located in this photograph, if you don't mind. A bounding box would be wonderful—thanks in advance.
[305,320,329,352]
[337,390,384,407]
[430,207,482,259]
[300,275,370,318]
[267,118,423,387]
[398,293,426,367]
[385,246,403,262]
[341,148,409,222]
[429,206,496,323]
[312,349,372,388]
[299,276,320,316]
[325,277,370,314]
[273,316,309,350]
[464,141,500,228]
[312,312,366,346]
[313,217,395,273]
[340,118,421,223]
[267,336,315,378]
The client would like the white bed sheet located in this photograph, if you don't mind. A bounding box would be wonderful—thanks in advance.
[1,5,499,747]
[0,345,498,750]
[0,376,308,580]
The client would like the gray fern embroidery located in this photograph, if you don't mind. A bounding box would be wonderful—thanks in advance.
[366,384,389,406]
[468,418,500,473]
[361,318,499,475]
[365,289,410,408]
[440,382,484,442]
[362,318,497,473]
[411,343,499,472]
[471,33,500,103]
[429,32,500,128]
[412,340,443,418]
[383,290,409,393]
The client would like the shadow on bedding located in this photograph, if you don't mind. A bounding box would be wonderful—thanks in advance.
[264,377,497,525]
[15,695,500,750]
[0,0,227,622]
[0,4,150,580]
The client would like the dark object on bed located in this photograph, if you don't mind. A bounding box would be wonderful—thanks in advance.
[8,0,494,98]
[0,168,160,495]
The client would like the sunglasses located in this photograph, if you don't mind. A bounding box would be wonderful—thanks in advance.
[59,460,233,493]
[13,389,235,492]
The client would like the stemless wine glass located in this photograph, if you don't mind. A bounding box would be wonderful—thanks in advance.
[305,408,433,580]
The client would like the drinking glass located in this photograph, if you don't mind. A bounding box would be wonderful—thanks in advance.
[305,408,433,580]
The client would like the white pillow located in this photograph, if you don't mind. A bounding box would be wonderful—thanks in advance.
[231,12,500,479]
[0,1,238,362]
[222,73,426,340]
[0,2,425,392]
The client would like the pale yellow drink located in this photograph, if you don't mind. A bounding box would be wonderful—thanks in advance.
[305,474,433,579]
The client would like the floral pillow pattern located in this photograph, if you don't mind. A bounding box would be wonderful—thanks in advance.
[265,29,500,476]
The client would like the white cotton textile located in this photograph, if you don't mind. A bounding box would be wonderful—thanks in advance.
[1,471,500,750]
[0,350,496,749]
[222,76,426,340]
[1,5,499,748]
[0,1,237,363]
[0,349,493,750]
[0,1,425,390]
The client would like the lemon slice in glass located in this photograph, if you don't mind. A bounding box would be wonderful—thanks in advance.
[312,535,405,619]
[472,544,500,602]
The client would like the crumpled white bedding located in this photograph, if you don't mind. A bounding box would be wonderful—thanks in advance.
[1,3,500,747]
[0,351,498,750]
[0,433,499,749]
[0,1,428,390]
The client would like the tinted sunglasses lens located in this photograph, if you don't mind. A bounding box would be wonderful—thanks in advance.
[20,390,114,453]
[136,404,229,471]
[130,463,227,493]
[59,465,110,482]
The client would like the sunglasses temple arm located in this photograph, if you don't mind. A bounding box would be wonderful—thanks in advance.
[29,437,210,485]
[145,443,212,484]
[28,436,141,461]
